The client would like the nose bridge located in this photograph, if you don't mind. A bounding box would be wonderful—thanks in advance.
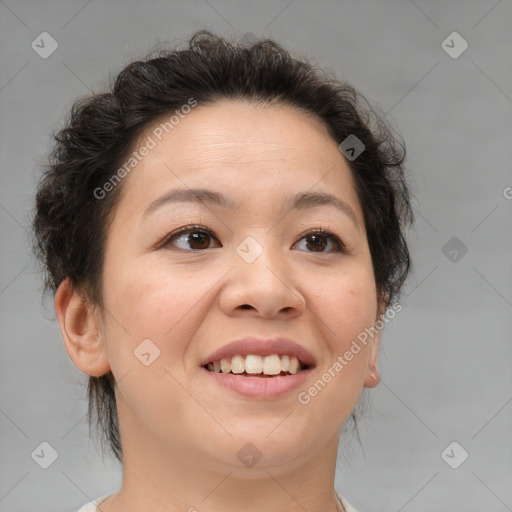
[234,233,286,284]
[222,233,305,317]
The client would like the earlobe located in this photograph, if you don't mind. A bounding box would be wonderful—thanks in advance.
[376,292,388,321]
[362,293,388,388]
[54,278,110,377]
[363,364,380,388]
[364,308,382,389]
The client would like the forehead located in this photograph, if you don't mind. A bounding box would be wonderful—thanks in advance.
[115,100,361,221]
[145,100,336,162]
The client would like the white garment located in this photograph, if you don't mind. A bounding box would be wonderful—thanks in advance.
[337,490,359,512]
[76,494,111,512]
[77,491,359,511]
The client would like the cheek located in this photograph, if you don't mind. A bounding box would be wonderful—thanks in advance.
[104,258,224,382]
[298,267,376,419]
[102,266,205,432]
[117,266,203,341]
[305,262,378,346]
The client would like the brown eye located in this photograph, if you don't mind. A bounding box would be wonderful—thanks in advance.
[305,233,328,252]
[294,230,344,253]
[163,226,221,251]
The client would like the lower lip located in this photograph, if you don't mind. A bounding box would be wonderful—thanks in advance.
[200,367,313,399]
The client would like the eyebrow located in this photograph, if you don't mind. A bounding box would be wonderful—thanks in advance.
[141,188,359,227]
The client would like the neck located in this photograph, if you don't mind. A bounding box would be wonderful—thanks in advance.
[103,403,345,512]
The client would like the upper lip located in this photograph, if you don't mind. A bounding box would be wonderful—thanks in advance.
[199,337,317,368]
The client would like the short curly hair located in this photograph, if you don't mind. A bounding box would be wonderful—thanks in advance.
[31,30,414,463]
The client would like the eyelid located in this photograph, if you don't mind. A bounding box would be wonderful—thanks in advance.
[157,224,217,250]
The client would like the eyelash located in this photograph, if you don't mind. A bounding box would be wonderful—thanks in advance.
[159,225,345,253]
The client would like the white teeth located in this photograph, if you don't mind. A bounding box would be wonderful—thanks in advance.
[245,355,263,374]
[220,358,231,373]
[288,356,299,374]
[231,355,245,374]
[263,354,281,375]
[206,355,303,375]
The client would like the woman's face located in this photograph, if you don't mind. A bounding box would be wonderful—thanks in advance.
[85,100,382,471]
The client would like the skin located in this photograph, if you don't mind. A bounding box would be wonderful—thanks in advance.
[55,100,384,512]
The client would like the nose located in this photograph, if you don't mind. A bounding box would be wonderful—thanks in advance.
[219,240,306,320]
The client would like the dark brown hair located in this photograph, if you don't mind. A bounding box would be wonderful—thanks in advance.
[32,30,414,463]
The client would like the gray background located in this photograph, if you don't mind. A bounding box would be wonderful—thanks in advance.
[1,1,511,511]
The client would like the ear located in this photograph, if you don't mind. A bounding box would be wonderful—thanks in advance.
[363,294,387,388]
[54,278,111,377]
[363,336,380,388]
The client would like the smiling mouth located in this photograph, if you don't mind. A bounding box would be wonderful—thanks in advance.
[202,354,311,377]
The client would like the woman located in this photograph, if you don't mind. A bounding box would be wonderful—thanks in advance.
[32,30,413,512]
